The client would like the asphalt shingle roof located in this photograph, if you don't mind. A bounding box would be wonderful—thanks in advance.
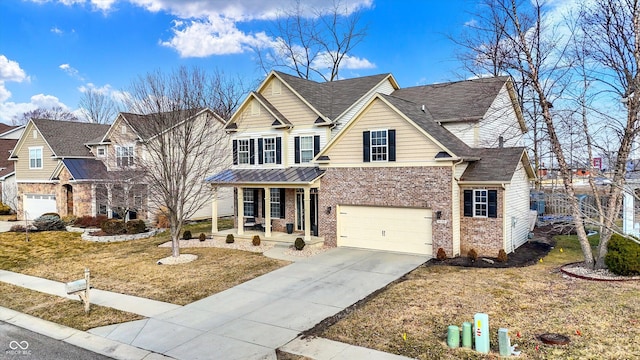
[32,119,110,157]
[392,76,508,123]
[0,139,17,178]
[206,167,324,185]
[275,71,392,120]
[460,147,527,182]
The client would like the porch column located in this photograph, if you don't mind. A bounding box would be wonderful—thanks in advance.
[264,187,271,238]
[211,187,218,233]
[237,187,244,235]
[304,187,311,241]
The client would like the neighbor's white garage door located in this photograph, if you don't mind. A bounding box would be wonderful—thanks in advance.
[337,205,432,256]
[23,194,56,220]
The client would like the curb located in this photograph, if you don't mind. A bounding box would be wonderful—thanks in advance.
[0,306,174,360]
[560,262,640,282]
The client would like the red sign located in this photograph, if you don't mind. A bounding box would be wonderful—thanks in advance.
[593,158,602,170]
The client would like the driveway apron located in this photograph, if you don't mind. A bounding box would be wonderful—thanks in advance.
[90,248,427,360]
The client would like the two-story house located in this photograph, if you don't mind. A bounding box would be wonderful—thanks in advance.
[207,71,535,258]
[10,108,233,221]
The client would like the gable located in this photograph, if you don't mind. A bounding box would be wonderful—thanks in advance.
[321,98,446,165]
[232,96,283,131]
[260,76,320,126]
[11,121,57,180]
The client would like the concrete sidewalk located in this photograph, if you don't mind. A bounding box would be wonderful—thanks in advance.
[0,269,180,317]
[90,248,426,360]
[281,336,415,360]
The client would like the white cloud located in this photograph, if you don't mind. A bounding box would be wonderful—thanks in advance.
[0,55,30,104]
[51,26,63,34]
[0,94,69,124]
[161,16,274,57]
[59,63,85,81]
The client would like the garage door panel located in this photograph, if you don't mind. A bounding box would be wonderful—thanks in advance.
[338,205,432,256]
[23,194,57,220]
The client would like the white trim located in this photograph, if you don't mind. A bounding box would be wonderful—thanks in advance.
[473,189,488,218]
[28,146,43,169]
[369,129,389,162]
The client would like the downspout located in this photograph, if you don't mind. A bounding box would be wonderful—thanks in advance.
[452,158,464,257]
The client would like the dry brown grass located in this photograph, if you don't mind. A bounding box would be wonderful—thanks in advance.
[321,236,640,359]
[0,282,143,331]
[0,219,288,305]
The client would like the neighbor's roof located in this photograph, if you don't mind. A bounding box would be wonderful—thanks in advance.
[117,108,219,141]
[275,71,394,120]
[392,76,509,123]
[0,123,18,135]
[460,147,532,182]
[206,167,324,185]
[0,138,17,178]
[32,119,110,157]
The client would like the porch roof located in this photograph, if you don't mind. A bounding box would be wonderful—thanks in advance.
[61,158,110,180]
[206,167,325,186]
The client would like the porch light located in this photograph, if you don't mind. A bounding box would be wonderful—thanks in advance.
[326,206,332,214]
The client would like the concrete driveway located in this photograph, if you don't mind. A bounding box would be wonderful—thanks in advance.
[0,221,15,232]
[90,248,427,360]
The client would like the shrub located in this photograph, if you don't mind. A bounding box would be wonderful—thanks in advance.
[252,235,261,246]
[101,219,126,235]
[436,247,447,261]
[33,215,66,231]
[10,224,26,232]
[605,234,640,276]
[155,211,169,228]
[226,234,234,244]
[61,215,77,225]
[199,233,206,242]
[126,219,147,234]
[183,230,192,240]
[497,249,508,263]
[41,212,60,218]
[0,203,12,215]
[74,215,107,228]
[467,248,478,261]
[294,237,305,251]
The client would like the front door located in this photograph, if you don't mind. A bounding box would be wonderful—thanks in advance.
[64,184,73,216]
[296,189,318,236]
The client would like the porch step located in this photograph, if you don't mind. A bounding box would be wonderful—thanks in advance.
[212,230,325,249]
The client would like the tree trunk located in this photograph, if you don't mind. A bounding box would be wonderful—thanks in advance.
[170,222,180,258]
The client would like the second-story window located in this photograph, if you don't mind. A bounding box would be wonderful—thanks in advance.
[29,147,43,169]
[300,136,314,163]
[263,137,276,164]
[116,146,134,167]
[238,139,250,165]
[370,130,388,162]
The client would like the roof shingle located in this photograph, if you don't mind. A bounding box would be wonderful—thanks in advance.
[32,119,110,157]
[460,147,527,182]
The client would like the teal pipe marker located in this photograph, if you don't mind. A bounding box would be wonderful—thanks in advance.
[474,313,490,354]
[447,325,460,348]
[462,322,472,348]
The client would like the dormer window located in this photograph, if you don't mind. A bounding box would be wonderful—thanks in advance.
[96,146,106,157]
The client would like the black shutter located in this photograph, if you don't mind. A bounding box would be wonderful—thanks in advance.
[276,137,282,164]
[463,190,473,217]
[488,190,498,218]
[254,189,260,217]
[280,188,286,218]
[388,129,396,162]
[258,138,263,164]
[249,139,255,165]
[294,137,300,164]
[232,140,238,165]
[363,131,370,162]
[313,135,320,156]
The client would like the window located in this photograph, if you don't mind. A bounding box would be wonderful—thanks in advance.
[116,146,134,167]
[363,130,395,163]
[263,137,276,164]
[238,139,250,164]
[243,189,254,217]
[96,147,106,157]
[463,189,498,218]
[29,147,43,169]
[299,136,314,163]
[474,190,488,217]
[270,188,281,218]
[371,130,388,161]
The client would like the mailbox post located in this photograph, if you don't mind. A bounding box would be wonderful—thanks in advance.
[65,268,90,313]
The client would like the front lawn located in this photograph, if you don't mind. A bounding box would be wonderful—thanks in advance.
[0,219,288,305]
[317,235,640,359]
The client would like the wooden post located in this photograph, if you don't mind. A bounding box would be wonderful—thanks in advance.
[79,268,90,313]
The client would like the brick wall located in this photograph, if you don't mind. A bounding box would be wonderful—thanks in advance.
[319,166,453,255]
[459,186,504,257]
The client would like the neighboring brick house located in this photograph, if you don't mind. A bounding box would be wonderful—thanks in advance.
[207,71,535,257]
[10,109,233,221]
[0,123,24,211]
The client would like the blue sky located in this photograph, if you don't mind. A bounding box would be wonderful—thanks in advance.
[0,0,533,124]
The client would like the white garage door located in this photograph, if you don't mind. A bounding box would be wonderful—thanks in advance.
[23,194,57,220]
[337,205,432,256]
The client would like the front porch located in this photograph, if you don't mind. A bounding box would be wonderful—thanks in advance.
[212,228,325,248]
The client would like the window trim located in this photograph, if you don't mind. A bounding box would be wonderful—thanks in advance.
[299,136,314,163]
[473,189,488,218]
[28,146,43,169]
[243,189,254,217]
[237,139,250,165]
[262,137,276,164]
[96,146,106,157]
[270,188,281,218]
[463,189,498,218]
[370,129,388,162]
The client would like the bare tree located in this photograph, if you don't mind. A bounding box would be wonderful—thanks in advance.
[256,0,368,81]
[12,106,78,125]
[123,66,232,258]
[78,88,119,124]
